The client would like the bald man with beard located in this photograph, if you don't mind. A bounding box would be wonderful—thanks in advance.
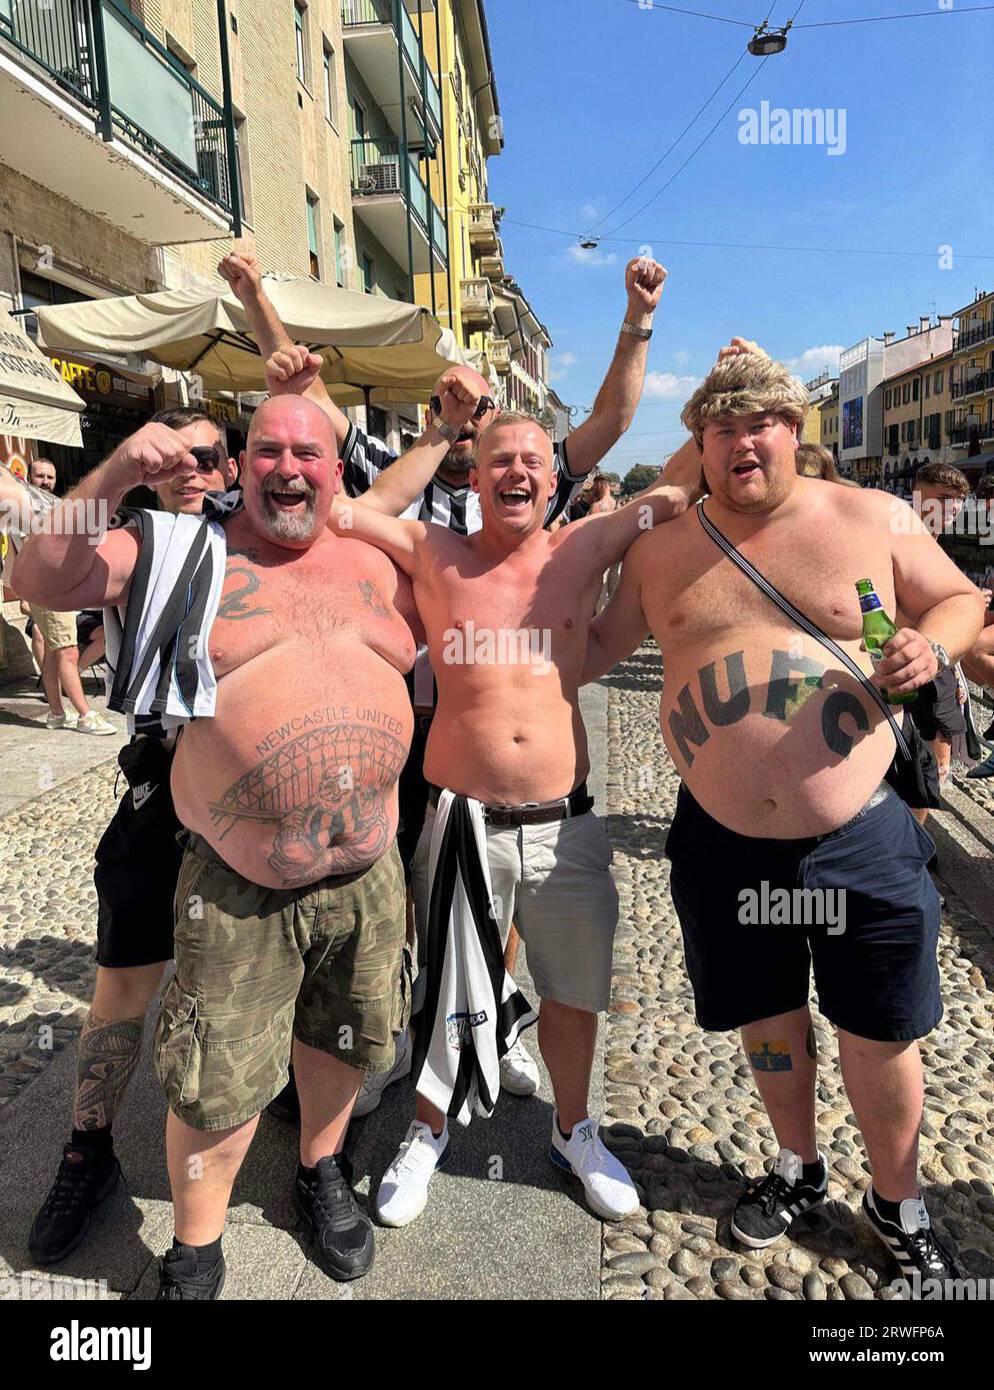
[13,394,425,1297]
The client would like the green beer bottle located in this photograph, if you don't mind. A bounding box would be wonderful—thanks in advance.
[855,578,917,705]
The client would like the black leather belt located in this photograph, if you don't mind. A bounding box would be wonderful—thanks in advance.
[427,782,594,827]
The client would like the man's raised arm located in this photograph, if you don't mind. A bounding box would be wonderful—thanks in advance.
[218,251,352,448]
[562,257,666,476]
[329,497,429,578]
[12,424,195,611]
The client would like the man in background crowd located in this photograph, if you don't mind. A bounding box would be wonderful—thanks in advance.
[908,463,972,820]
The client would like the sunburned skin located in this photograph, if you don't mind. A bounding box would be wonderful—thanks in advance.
[171,513,416,887]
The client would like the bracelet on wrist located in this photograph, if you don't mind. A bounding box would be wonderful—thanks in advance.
[621,320,653,341]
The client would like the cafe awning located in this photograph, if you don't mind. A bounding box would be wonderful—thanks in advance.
[0,305,85,447]
[36,277,475,407]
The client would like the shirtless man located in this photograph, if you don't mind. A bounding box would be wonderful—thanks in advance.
[584,349,983,1292]
[13,395,424,1297]
[324,410,696,1226]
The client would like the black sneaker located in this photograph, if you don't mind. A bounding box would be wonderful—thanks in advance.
[862,1189,962,1297]
[294,1153,374,1281]
[156,1243,226,1300]
[28,1143,122,1264]
[730,1147,828,1248]
[967,748,994,780]
[267,1069,300,1124]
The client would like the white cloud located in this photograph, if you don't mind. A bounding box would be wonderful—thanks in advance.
[672,349,690,366]
[549,350,579,382]
[579,200,604,224]
[784,344,844,377]
[642,371,701,402]
[563,243,618,268]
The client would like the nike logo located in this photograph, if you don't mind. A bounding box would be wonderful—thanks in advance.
[132,781,157,811]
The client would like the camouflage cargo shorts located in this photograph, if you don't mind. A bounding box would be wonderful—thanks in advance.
[154,832,409,1132]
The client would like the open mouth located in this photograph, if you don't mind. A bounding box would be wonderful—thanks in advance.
[499,487,531,511]
[265,483,312,510]
[732,462,761,479]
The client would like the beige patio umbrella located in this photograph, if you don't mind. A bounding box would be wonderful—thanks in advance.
[0,304,85,447]
[35,277,473,408]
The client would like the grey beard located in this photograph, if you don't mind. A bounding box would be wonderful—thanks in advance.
[261,493,317,540]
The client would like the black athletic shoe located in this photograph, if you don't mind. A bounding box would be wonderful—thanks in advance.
[730,1147,828,1248]
[862,1189,962,1296]
[156,1243,226,1300]
[28,1144,122,1264]
[294,1153,374,1281]
[983,717,994,747]
[967,748,994,780]
[267,1070,300,1124]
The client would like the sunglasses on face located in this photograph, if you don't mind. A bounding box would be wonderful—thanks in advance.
[430,395,495,422]
[189,445,223,474]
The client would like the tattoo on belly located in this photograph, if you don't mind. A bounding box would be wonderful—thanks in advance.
[209,721,407,884]
[667,648,871,768]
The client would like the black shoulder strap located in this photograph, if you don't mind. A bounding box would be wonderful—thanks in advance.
[696,500,911,761]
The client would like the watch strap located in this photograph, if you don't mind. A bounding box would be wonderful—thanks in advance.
[621,321,653,341]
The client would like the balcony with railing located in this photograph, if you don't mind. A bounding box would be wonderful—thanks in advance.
[461,277,496,329]
[341,0,442,140]
[957,319,994,351]
[468,202,500,255]
[0,0,237,242]
[486,337,511,374]
[350,137,446,273]
[951,369,994,401]
[949,425,972,446]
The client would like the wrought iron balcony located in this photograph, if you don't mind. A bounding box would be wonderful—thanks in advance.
[0,0,237,237]
[957,319,994,351]
[341,0,442,138]
[951,370,994,400]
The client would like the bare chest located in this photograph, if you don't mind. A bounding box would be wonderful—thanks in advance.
[209,541,415,677]
[645,521,897,649]
[419,544,599,660]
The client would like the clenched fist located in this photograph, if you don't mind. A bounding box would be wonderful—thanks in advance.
[265,345,324,397]
[435,367,485,432]
[625,258,667,316]
[218,251,264,303]
[107,424,197,491]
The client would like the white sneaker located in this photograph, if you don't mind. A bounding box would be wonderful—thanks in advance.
[76,711,116,735]
[374,1119,450,1228]
[45,711,77,730]
[550,1112,639,1221]
[353,1029,413,1118]
[499,1037,540,1097]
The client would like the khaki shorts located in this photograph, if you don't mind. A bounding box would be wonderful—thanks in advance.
[411,799,618,1015]
[29,604,77,651]
[155,833,408,1132]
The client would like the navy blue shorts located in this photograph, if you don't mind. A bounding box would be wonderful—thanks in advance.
[664,783,942,1042]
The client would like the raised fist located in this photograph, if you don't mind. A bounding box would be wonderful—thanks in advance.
[265,345,324,397]
[625,258,667,315]
[218,251,264,303]
[108,423,196,490]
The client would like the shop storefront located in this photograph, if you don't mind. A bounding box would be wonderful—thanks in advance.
[42,352,156,491]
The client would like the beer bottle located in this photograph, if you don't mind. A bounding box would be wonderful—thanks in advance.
[855,578,917,705]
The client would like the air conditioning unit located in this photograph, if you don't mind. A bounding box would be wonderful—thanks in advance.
[360,161,401,193]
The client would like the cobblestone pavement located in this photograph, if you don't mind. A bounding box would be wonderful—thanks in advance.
[598,644,994,1302]
[2,651,994,1301]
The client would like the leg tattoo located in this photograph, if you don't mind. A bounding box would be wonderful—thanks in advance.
[73,1011,144,1131]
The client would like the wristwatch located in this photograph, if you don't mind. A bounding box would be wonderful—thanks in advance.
[431,416,460,445]
[926,639,950,671]
[621,321,653,341]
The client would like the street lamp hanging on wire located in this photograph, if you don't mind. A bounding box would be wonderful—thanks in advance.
[748,21,791,56]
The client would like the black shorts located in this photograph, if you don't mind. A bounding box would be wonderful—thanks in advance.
[397,710,433,885]
[910,668,965,742]
[94,739,183,969]
[664,783,942,1042]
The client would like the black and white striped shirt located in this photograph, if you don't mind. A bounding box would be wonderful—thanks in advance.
[341,422,584,534]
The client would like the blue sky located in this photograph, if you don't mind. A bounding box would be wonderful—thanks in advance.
[486,0,992,475]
